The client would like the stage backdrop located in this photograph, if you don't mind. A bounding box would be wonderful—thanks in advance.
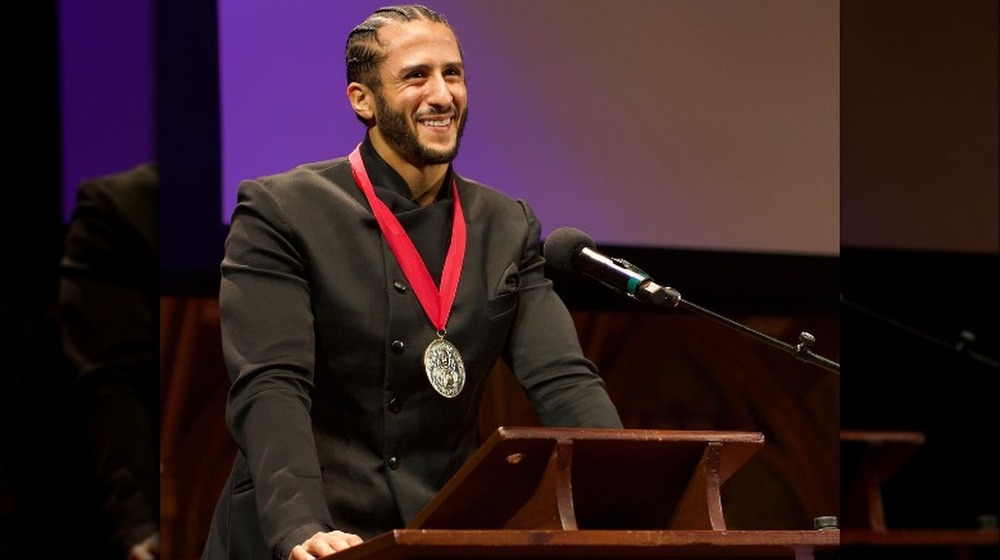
[216,0,840,255]
[59,0,156,222]
[61,0,1000,259]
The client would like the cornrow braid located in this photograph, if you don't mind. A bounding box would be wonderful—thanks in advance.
[345,5,456,90]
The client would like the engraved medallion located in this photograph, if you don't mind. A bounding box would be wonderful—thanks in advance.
[350,146,468,399]
[423,337,466,398]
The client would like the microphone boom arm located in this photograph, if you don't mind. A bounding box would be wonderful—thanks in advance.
[653,288,840,375]
[543,226,838,374]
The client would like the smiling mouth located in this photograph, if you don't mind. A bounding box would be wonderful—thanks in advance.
[419,116,453,128]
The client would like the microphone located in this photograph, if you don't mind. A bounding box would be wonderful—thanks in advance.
[544,227,680,306]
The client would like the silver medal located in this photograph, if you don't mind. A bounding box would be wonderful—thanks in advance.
[423,336,466,398]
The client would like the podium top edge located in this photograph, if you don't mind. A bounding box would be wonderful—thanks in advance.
[839,429,926,444]
[492,426,765,444]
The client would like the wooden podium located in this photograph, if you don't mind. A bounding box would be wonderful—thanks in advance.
[840,430,1000,558]
[324,427,839,560]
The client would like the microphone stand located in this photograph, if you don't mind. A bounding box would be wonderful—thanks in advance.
[841,295,999,370]
[641,283,840,375]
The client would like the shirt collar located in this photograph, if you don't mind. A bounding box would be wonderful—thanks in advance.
[360,132,455,207]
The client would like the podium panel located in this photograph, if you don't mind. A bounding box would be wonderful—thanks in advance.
[409,427,764,531]
[319,427,839,560]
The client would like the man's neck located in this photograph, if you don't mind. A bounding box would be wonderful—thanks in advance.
[369,131,447,206]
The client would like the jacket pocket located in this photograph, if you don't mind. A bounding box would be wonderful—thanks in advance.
[487,262,519,320]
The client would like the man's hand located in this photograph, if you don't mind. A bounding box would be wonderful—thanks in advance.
[289,530,364,560]
[127,533,160,560]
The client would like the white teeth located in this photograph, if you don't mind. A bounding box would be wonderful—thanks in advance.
[422,118,451,127]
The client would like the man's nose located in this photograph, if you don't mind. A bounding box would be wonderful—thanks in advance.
[425,74,454,106]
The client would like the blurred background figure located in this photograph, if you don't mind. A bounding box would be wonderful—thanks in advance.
[59,162,160,560]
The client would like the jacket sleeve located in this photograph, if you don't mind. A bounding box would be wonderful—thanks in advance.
[503,200,624,429]
[219,178,335,558]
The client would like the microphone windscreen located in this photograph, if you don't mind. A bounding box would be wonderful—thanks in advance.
[543,227,596,273]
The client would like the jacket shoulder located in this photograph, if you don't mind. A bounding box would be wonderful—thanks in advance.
[456,174,537,223]
[248,157,351,189]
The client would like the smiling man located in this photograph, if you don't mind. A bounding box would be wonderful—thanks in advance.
[200,6,622,560]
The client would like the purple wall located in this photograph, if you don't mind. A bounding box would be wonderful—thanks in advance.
[60,0,156,223]
[218,0,840,255]
[60,1,997,256]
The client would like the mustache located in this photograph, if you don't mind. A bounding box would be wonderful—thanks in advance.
[416,106,458,118]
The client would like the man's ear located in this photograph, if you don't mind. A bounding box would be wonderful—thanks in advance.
[347,83,375,121]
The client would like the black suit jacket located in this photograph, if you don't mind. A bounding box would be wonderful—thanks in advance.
[202,141,621,560]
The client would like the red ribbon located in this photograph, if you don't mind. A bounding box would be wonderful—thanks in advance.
[349,144,466,331]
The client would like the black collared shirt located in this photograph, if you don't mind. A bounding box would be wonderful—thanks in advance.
[358,134,455,285]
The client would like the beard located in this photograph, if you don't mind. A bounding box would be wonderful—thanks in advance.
[374,90,468,166]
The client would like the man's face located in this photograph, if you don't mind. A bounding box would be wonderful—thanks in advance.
[370,20,468,166]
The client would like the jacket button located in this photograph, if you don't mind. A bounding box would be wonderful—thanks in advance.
[387,456,400,470]
[393,281,408,293]
[387,398,401,413]
[391,340,406,354]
